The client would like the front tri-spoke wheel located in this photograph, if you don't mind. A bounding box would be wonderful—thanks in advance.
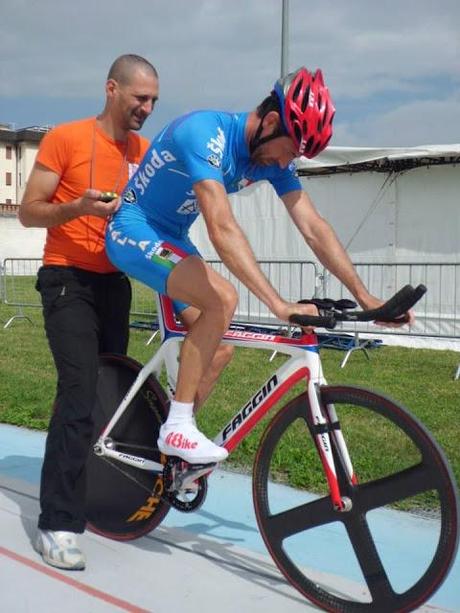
[252,386,459,612]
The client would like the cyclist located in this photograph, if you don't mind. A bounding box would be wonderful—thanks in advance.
[106,67,411,465]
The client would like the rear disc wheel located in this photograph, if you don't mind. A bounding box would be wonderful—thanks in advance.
[86,354,170,541]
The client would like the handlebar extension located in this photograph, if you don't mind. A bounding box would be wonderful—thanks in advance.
[289,284,427,330]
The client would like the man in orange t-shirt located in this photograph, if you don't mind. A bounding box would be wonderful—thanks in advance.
[19,54,159,570]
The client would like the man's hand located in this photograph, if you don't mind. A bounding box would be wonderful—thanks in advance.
[77,189,121,218]
[273,300,320,334]
[359,294,415,327]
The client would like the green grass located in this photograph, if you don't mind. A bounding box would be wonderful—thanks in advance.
[1,302,459,511]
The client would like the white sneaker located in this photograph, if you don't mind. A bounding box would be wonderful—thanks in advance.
[35,530,86,570]
[158,420,228,464]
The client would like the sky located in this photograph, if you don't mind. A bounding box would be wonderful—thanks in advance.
[1,0,459,147]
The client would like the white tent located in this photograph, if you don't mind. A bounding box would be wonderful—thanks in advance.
[190,144,460,263]
[189,145,460,340]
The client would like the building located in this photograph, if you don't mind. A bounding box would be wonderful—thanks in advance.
[0,123,51,209]
[0,123,50,262]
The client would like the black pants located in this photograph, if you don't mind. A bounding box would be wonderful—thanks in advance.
[36,265,131,533]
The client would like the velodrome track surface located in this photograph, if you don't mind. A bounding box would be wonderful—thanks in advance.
[0,424,458,613]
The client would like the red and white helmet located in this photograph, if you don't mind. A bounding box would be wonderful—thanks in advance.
[274,67,335,158]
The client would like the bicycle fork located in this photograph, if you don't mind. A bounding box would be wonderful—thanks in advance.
[306,381,356,512]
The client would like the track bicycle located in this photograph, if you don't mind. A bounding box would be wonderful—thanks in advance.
[86,284,459,612]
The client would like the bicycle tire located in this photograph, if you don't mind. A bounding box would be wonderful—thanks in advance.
[253,385,459,612]
[86,354,170,541]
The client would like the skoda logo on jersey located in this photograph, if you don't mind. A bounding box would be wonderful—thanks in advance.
[207,153,221,168]
[134,148,177,196]
[206,127,226,165]
[123,188,137,204]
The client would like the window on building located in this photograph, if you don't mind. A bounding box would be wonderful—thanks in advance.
[6,145,12,160]
[19,172,22,186]
[6,199,12,205]
[18,146,22,160]
[6,172,12,186]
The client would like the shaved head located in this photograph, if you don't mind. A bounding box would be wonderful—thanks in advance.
[107,54,158,85]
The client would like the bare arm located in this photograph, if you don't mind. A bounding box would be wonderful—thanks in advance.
[282,189,379,307]
[19,162,120,228]
[282,189,414,324]
[195,180,317,322]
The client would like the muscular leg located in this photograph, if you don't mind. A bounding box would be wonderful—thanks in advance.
[107,220,235,462]
[167,255,238,403]
[179,305,234,411]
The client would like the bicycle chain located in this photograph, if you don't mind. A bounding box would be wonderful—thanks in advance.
[99,455,159,496]
[99,455,208,512]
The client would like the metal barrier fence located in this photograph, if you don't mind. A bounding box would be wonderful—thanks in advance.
[1,258,42,327]
[0,262,5,305]
[0,258,156,327]
[207,259,320,326]
[321,262,460,339]
[2,258,42,307]
[1,257,459,340]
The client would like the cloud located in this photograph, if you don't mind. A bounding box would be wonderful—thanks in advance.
[0,0,281,99]
[334,93,460,146]
[1,0,459,147]
[289,1,460,97]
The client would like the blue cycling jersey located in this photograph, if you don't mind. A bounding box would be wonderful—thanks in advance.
[107,110,303,312]
[121,110,302,238]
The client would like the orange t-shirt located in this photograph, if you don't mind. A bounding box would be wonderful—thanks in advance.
[37,117,150,273]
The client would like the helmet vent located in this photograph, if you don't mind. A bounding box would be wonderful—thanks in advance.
[310,142,321,157]
[293,123,302,143]
[300,86,310,113]
[293,80,303,102]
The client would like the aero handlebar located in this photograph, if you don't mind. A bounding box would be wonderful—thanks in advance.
[289,284,427,330]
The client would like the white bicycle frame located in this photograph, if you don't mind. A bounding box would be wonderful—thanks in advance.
[94,294,356,509]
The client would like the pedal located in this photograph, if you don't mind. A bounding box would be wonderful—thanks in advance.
[163,457,211,512]
[180,464,216,491]
[186,461,217,470]
[164,457,215,491]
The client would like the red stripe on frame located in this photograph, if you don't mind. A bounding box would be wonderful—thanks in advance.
[0,546,151,613]
[159,295,319,347]
[315,445,342,508]
[159,295,185,333]
[223,367,310,453]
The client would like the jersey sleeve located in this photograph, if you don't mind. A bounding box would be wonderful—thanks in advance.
[35,124,72,177]
[268,162,302,197]
[171,113,226,186]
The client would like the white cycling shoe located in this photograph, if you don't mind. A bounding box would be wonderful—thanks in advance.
[35,529,85,570]
[157,420,228,464]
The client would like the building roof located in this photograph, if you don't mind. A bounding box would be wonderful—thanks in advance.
[0,125,51,144]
